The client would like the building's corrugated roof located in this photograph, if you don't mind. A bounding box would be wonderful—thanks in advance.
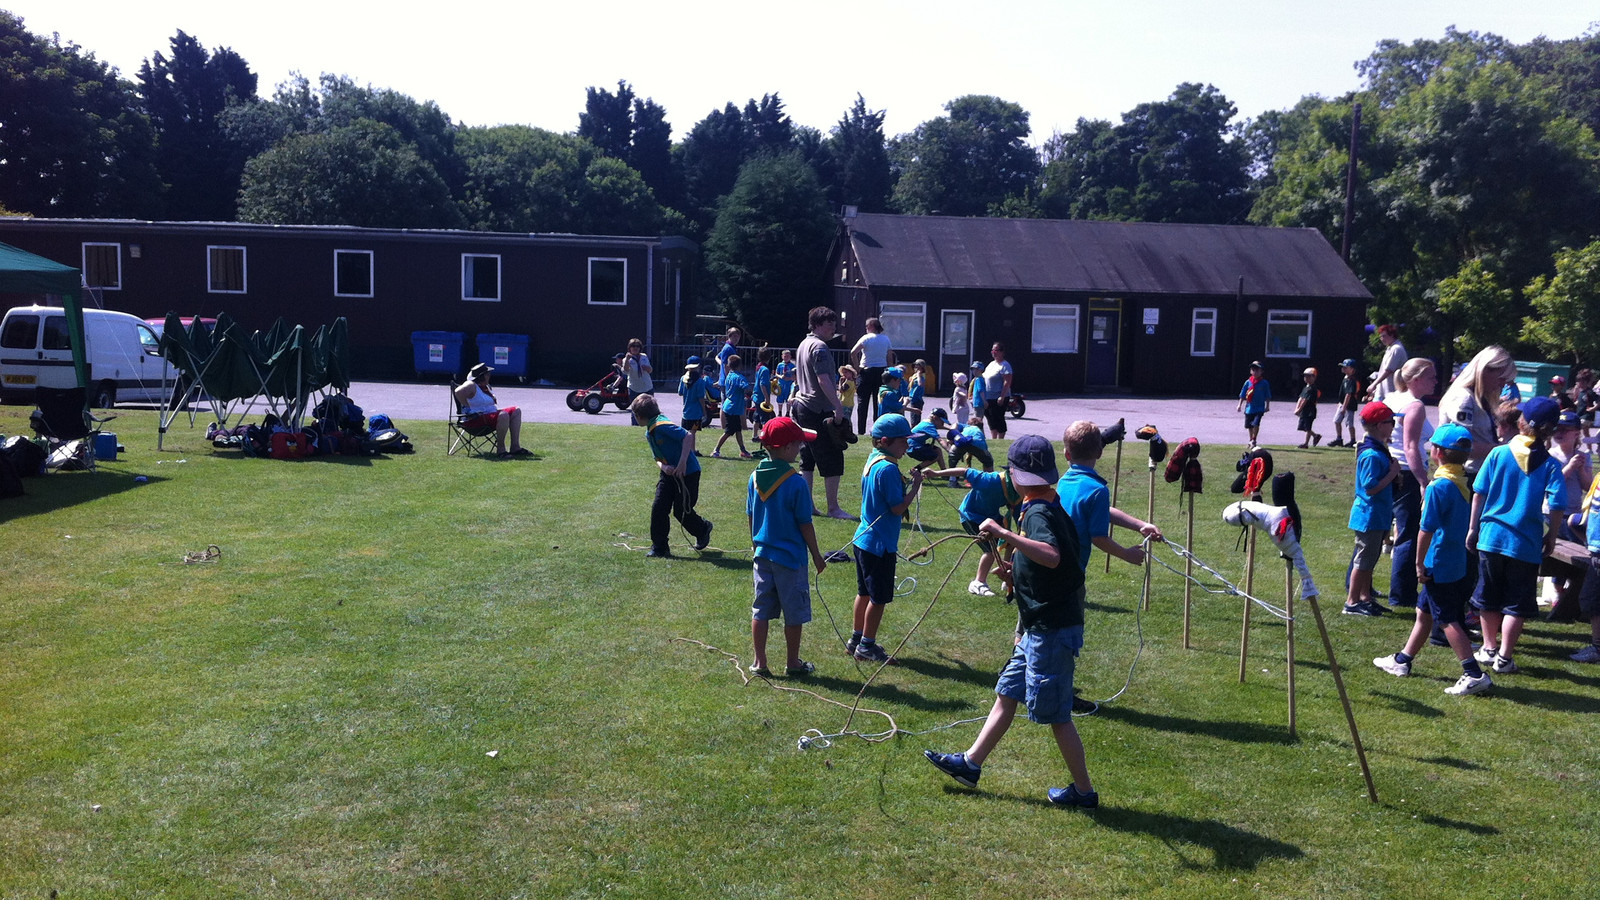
[846,214,1371,299]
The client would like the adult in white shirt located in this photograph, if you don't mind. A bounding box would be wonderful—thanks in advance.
[1383,358,1436,608]
[1368,324,1409,402]
[849,317,894,434]
[1437,345,1516,471]
[623,337,654,394]
[981,342,1014,440]
[454,363,529,457]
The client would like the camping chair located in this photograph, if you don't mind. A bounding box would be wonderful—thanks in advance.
[30,386,114,472]
[447,385,497,457]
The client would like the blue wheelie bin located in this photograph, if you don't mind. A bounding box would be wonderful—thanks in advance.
[475,333,531,381]
[412,331,465,377]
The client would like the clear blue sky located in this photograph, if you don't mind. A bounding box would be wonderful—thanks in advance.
[10,1,1597,142]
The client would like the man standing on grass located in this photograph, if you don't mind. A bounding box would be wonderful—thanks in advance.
[792,306,854,520]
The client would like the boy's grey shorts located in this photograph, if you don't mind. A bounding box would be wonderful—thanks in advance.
[752,557,812,624]
[1350,528,1387,572]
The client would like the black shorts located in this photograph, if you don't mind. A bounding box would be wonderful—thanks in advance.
[1578,555,1600,617]
[794,404,844,478]
[907,444,940,463]
[1470,551,1540,618]
[721,415,743,435]
[1420,575,1471,626]
[984,398,1009,434]
[1244,411,1264,429]
[1297,410,1317,431]
[854,546,898,605]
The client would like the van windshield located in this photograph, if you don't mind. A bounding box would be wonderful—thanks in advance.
[1,314,38,349]
[43,316,72,350]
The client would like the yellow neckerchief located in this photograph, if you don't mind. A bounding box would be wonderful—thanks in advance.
[1580,475,1600,526]
[1506,434,1546,474]
[1434,462,1472,503]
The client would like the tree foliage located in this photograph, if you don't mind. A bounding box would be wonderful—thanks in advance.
[579,81,680,210]
[1433,259,1513,358]
[0,11,162,217]
[1522,240,1600,365]
[822,95,893,213]
[889,95,1039,216]
[138,31,257,221]
[676,94,797,233]
[705,153,834,344]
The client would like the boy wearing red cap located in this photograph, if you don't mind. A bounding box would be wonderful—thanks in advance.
[1346,401,1401,616]
[746,418,829,678]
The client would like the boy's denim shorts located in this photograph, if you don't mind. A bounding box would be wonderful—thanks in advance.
[753,557,812,624]
[995,626,1084,725]
[1470,551,1540,618]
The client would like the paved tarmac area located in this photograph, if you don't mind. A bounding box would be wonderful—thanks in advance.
[348,380,1330,450]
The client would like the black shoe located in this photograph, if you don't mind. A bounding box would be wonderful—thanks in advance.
[695,520,714,551]
[645,548,672,558]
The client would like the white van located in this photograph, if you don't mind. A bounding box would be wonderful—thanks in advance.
[0,305,177,407]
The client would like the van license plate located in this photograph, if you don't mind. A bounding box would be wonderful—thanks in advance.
[3,374,37,385]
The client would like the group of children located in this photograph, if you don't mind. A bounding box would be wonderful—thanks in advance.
[1237,357,1382,451]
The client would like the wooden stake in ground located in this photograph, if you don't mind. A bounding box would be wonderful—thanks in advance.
[1183,492,1195,649]
[1141,458,1156,611]
[1304,592,1379,803]
[1106,437,1124,574]
[1238,526,1257,683]
[1286,559,1297,739]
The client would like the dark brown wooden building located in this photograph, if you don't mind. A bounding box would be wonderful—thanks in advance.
[829,213,1372,397]
[0,218,697,381]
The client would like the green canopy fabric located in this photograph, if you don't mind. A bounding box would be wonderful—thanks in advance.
[0,241,86,389]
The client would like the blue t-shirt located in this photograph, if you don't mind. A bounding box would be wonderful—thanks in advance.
[878,384,905,414]
[646,416,699,475]
[716,341,738,384]
[1239,376,1272,414]
[949,424,988,453]
[1473,439,1569,563]
[1349,439,1395,532]
[906,379,925,407]
[774,362,796,401]
[1056,463,1111,574]
[853,450,906,556]
[754,365,772,402]
[1587,480,1600,555]
[678,374,708,421]
[960,468,1019,526]
[721,372,749,415]
[969,377,986,408]
[748,461,811,570]
[908,420,941,454]
[1418,476,1470,583]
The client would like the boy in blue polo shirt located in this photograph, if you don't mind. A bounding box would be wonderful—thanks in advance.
[1345,401,1400,616]
[946,415,994,473]
[924,435,1099,808]
[1372,424,1492,694]
[967,362,987,436]
[678,357,710,431]
[927,460,1022,597]
[712,354,752,459]
[1055,420,1162,574]
[906,407,949,471]
[1469,396,1569,674]
[848,414,925,664]
[630,393,714,558]
[1236,360,1272,447]
[746,417,828,678]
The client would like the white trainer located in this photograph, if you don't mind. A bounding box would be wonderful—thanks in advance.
[1372,654,1411,677]
[1445,673,1492,696]
[968,579,997,597]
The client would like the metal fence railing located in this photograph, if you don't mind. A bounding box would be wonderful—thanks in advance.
[642,343,849,391]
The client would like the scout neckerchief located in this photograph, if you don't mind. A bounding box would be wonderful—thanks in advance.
[753,456,798,501]
[1505,433,1550,474]
[1244,374,1260,404]
[1433,462,1472,503]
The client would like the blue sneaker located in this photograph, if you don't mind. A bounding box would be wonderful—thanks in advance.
[923,750,981,787]
[1047,785,1099,808]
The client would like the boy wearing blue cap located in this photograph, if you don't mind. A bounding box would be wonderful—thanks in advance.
[877,367,907,417]
[848,414,925,663]
[1468,396,1569,674]
[1331,358,1362,448]
[923,434,1099,808]
[906,407,949,471]
[1236,361,1272,448]
[1373,423,1492,694]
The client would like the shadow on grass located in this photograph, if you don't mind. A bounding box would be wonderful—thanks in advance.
[895,652,999,689]
[1411,754,1486,771]
[1369,690,1445,719]
[1410,811,1500,835]
[0,466,166,523]
[1094,705,1296,745]
[798,674,975,714]
[1486,682,1600,713]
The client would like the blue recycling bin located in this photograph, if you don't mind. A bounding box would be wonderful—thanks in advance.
[475,333,531,380]
[411,331,465,376]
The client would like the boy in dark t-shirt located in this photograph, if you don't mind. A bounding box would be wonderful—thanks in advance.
[1331,358,1362,447]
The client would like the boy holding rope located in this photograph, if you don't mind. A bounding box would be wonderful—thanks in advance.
[923,435,1100,807]
[746,418,828,678]
[926,461,1021,597]
[847,414,925,664]
[630,393,714,558]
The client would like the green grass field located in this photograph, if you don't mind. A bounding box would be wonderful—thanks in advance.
[2,407,1597,899]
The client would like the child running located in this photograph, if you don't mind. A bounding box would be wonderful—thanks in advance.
[923,435,1100,808]
[746,417,828,678]
[847,414,925,664]
[1371,424,1493,694]
[1469,396,1569,674]
[1237,360,1271,447]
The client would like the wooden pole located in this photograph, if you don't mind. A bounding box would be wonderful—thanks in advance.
[1238,527,1257,683]
[1286,560,1297,739]
[1305,593,1379,803]
[1183,492,1195,649]
[1106,438,1124,574]
[1141,459,1156,611]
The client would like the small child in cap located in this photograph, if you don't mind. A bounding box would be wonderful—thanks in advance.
[1294,367,1322,449]
[1345,401,1400,616]
[1331,358,1362,447]
[746,417,828,678]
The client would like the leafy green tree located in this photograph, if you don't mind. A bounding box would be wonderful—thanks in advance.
[236,120,463,228]
[890,95,1039,216]
[0,11,162,216]
[1433,259,1514,358]
[705,152,834,344]
[578,81,681,212]
[578,80,636,159]
[823,94,893,213]
[675,94,795,233]
[1523,240,1600,365]
[1511,31,1600,138]
[138,30,258,220]
[1039,84,1251,224]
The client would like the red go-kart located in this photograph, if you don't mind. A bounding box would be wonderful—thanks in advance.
[565,373,631,415]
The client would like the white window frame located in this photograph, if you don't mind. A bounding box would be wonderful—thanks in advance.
[333,249,374,298]
[879,301,927,351]
[461,253,501,302]
[206,245,247,294]
[1190,307,1218,357]
[1032,303,1081,354]
[1265,309,1313,358]
[587,257,628,306]
[82,242,121,290]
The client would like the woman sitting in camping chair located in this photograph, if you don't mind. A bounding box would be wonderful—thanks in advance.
[454,363,530,457]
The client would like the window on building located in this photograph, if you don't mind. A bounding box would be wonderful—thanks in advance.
[462,254,501,301]
[82,243,120,290]
[334,250,374,298]
[588,258,627,305]
[1191,307,1217,356]
[879,301,926,351]
[1265,309,1313,358]
[207,246,247,293]
[1032,304,1081,353]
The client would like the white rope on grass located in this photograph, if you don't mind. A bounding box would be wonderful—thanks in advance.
[1147,536,1294,621]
